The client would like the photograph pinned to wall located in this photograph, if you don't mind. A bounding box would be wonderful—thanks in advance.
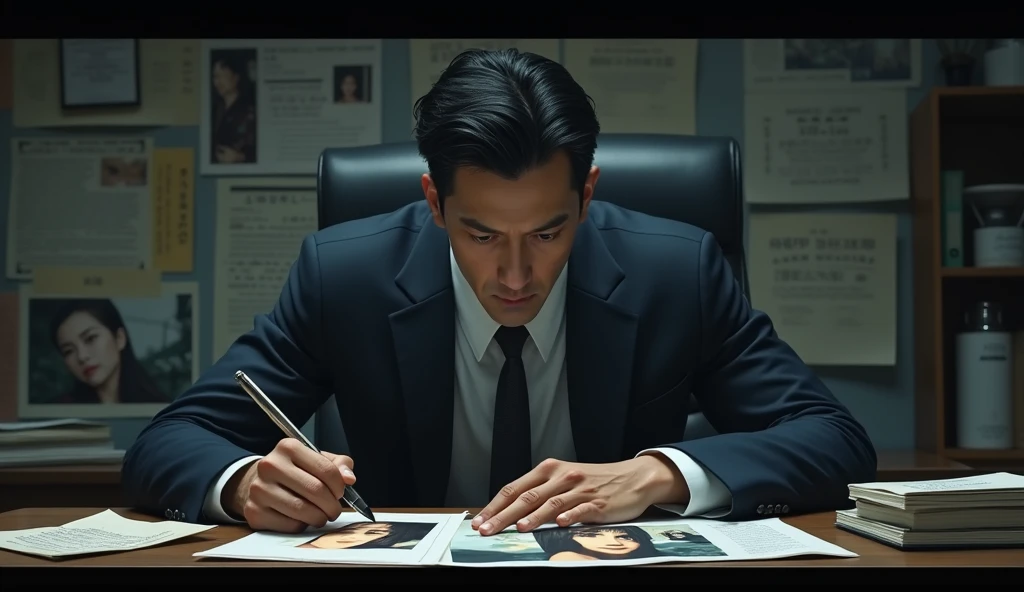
[444,517,858,566]
[194,512,466,565]
[17,282,199,419]
[200,38,382,176]
[744,38,922,91]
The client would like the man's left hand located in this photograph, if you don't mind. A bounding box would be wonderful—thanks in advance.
[471,454,690,536]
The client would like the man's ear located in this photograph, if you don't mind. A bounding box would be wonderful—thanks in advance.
[578,165,600,224]
[421,173,445,228]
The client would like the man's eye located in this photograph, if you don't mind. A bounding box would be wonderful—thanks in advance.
[472,235,493,244]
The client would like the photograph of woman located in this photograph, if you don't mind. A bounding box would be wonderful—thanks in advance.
[333,65,371,104]
[20,285,198,418]
[209,48,257,164]
[447,520,726,565]
[298,522,434,550]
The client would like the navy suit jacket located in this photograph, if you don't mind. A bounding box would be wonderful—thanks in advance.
[122,200,877,524]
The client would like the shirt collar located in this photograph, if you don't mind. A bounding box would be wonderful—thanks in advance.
[450,244,567,363]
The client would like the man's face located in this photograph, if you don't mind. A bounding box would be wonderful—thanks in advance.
[422,151,599,327]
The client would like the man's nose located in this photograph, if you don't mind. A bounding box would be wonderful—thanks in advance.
[500,243,531,292]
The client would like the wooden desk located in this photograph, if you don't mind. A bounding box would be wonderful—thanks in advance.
[0,507,1019,584]
[0,465,123,513]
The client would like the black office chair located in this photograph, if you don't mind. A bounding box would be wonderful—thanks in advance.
[313,133,747,453]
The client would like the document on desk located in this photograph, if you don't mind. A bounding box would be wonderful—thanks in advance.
[194,511,467,565]
[0,509,215,558]
[443,516,857,566]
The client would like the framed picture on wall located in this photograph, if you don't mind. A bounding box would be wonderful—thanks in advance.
[59,38,141,109]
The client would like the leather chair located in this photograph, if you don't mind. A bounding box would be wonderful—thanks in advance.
[313,133,747,453]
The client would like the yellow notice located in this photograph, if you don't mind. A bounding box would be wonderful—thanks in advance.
[32,267,162,298]
[152,148,195,272]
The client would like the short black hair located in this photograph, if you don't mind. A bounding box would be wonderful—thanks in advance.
[413,48,600,213]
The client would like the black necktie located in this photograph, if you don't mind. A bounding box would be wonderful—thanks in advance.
[489,325,533,499]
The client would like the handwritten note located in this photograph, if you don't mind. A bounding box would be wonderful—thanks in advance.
[152,147,195,272]
[0,509,214,558]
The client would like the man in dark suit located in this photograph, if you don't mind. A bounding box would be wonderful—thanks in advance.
[122,48,877,536]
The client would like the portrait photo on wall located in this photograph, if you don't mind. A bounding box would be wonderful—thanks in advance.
[333,65,372,104]
[100,156,148,187]
[447,520,726,566]
[17,282,199,419]
[209,47,258,165]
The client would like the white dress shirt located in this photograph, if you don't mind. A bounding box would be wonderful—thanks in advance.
[203,247,732,522]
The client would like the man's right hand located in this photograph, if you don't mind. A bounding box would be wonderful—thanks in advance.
[224,438,356,533]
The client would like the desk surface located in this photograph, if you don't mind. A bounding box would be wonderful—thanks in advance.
[0,506,1021,568]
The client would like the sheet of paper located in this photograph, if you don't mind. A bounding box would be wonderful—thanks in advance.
[444,516,856,566]
[0,509,214,558]
[200,39,382,176]
[18,281,200,419]
[0,292,17,421]
[32,267,162,298]
[6,136,154,280]
[852,472,1024,496]
[563,39,698,135]
[194,512,467,565]
[12,39,199,127]
[0,39,12,110]
[748,212,898,366]
[213,177,318,360]
[408,39,560,125]
[744,90,909,204]
[744,38,922,91]
[152,148,195,273]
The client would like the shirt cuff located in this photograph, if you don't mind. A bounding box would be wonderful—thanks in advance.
[201,455,263,524]
[637,447,732,518]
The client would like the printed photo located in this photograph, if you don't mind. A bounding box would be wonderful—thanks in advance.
[448,521,727,565]
[783,39,912,82]
[18,282,200,418]
[100,157,148,187]
[209,47,257,165]
[297,522,434,550]
[333,65,372,104]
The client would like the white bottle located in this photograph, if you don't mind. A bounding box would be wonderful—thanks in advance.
[956,301,1014,449]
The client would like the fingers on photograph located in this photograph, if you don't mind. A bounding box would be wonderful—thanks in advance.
[449,521,726,564]
[296,522,434,550]
[209,48,257,165]
[18,283,199,418]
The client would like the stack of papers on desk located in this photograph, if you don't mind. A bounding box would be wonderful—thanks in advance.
[836,472,1024,549]
[194,512,858,566]
[0,419,124,467]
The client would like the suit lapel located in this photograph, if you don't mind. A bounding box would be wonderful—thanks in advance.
[389,218,455,507]
[566,220,639,464]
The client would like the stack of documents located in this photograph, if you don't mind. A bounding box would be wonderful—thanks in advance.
[836,472,1024,549]
[0,419,124,468]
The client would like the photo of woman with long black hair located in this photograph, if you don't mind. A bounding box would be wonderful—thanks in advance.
[20,284,198,418]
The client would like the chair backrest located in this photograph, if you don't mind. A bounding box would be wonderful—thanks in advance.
[313,133,746,451]
[319,133,748,296]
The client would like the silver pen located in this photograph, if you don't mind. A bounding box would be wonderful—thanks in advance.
[234,370,376,523]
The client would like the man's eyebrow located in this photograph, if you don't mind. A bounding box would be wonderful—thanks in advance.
[459,217,499,234]
[529,214,569,233]
[458,214,570,235]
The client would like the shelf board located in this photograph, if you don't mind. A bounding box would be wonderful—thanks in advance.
[941,266,1024,278]
[943,448,1024,461]
[931,85,1024,99]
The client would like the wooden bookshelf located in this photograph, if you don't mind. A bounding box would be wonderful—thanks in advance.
[909,85,1024,470]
